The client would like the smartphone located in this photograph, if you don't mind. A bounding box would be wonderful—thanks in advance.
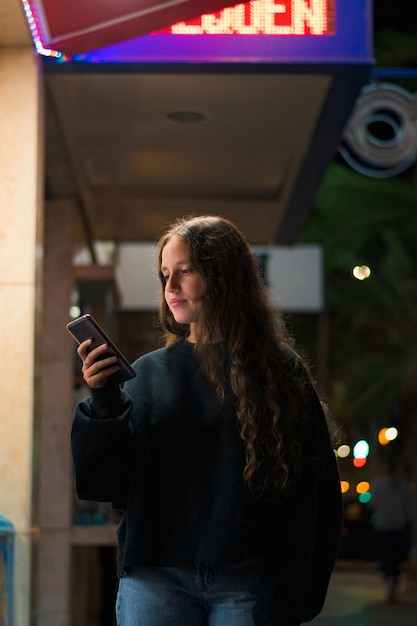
[66,314,136,384]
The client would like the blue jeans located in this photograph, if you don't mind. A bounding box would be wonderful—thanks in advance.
[115,561,260,625]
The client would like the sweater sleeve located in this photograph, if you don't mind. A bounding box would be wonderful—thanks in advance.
[71,385,134,509]
[253,387,343,626]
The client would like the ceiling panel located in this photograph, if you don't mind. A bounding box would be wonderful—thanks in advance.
[45,70,334,244]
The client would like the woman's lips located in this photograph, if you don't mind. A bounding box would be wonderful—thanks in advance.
[169,299,186,308]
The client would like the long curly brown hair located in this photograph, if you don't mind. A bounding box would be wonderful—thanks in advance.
[157,215,315,498]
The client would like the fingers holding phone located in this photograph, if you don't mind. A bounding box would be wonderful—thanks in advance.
[78,340,121,388]
[67,314,136,385]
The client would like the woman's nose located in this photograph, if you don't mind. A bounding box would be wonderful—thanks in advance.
[166,276,178,291]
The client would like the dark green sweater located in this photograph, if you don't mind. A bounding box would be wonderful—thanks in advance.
[71,338,342,625]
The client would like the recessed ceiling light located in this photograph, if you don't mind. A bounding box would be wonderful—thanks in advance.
[165,111,208,124]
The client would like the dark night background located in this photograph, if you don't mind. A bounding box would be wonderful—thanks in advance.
[374,0,416,33]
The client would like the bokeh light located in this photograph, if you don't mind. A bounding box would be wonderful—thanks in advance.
[337,444,351,458]
[356,481,370,494]
[344,501,363,521]
[353,457,367,468]
[353,440,369,459]
[386,427,398,441]
[340,480,350,494]
[378,427,389,445]
[378,426,399,445]
[69,305,82,319]
[352,265,371,280]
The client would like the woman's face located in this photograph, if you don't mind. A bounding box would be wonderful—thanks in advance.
[161,236,206,341]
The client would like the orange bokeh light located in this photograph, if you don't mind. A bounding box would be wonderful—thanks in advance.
[378,427,389,445]
[340,480,350,494]
[356,481,370,494]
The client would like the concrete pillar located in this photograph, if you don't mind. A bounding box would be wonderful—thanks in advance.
[34,198,74,626]
[0,47,43,626]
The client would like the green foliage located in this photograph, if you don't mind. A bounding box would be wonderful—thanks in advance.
[299,163,417,430]
[372,24,417,97]
[374,30,417,73]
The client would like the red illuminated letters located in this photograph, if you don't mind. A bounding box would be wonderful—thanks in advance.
[170,0,332,36]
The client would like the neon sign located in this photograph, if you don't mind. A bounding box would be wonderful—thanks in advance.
[39,0,372,65]
[163,0,334,36]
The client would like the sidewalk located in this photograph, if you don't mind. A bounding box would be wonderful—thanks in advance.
[310,560,417,625]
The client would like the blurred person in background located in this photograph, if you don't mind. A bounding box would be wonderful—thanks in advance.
[371,456,417,603]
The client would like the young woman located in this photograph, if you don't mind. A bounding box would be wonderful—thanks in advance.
[71,215,342,626]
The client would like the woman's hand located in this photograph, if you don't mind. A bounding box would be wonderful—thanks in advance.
[78,339,120,388]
